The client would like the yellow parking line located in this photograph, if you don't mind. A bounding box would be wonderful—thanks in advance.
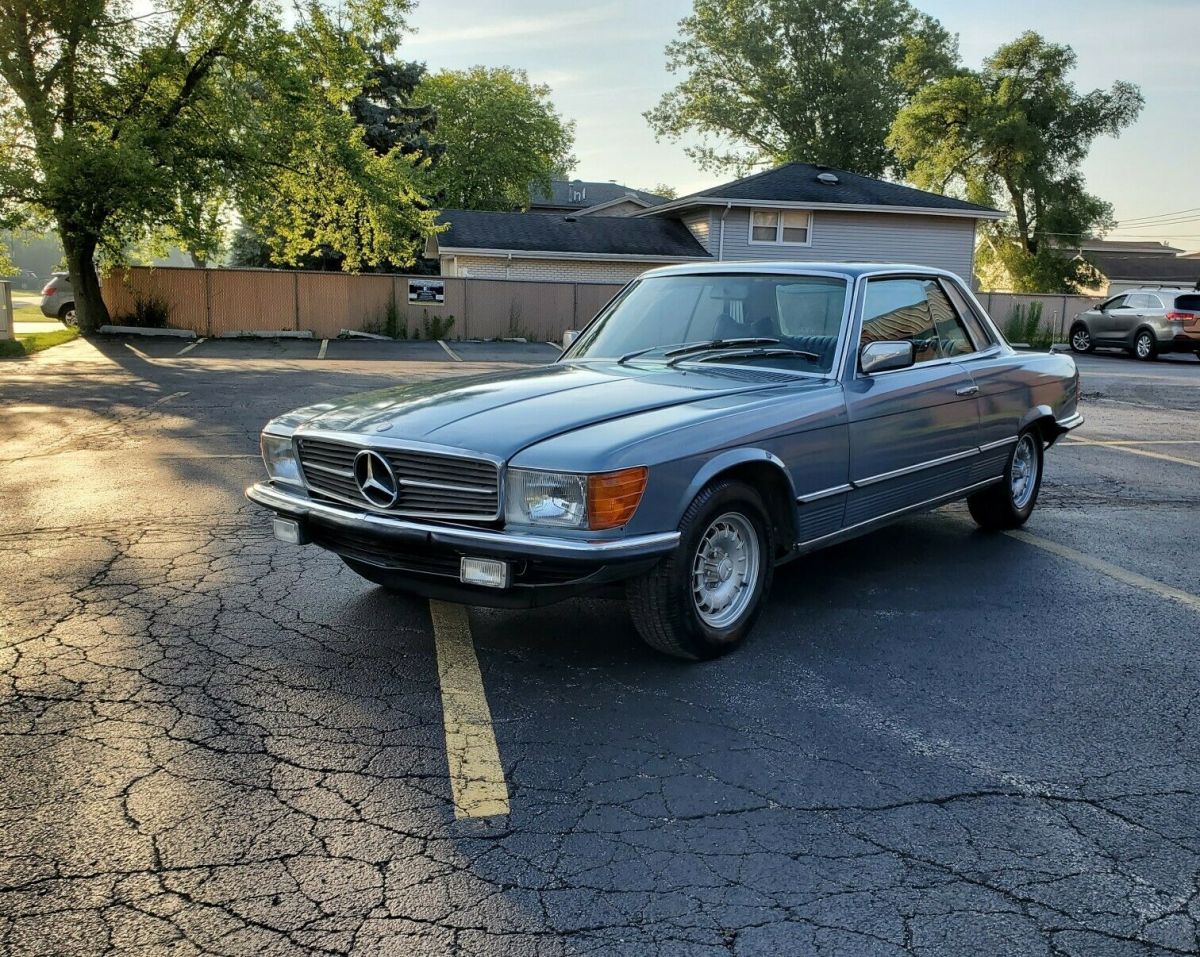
[1068,439,1200,469]
[429,600,510,818]
[1006,529,1200,614]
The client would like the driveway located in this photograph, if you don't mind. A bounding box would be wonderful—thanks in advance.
[1,339,1199,956]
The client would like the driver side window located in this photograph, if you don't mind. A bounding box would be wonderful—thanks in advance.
[860,279,940,364]
[1102,295,1128,311]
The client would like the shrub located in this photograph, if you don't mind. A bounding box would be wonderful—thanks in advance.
[420,309,455,340]
[1003,301,1056,349]
[117,293,170,328]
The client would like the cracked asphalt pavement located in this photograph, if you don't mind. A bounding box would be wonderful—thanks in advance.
[2,337,1199,956]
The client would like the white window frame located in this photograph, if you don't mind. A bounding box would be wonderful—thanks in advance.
[747,208,813,247]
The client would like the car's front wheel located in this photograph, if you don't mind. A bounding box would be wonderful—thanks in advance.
[967,429,1043,531]
[1069,323,1094,353]
[627,480,774,660]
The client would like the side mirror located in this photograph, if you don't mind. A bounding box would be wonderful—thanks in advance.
[860,340,915,374]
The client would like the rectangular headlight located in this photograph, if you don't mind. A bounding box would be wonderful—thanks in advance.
[260,433,301,485]
[505,467,648,530]
[505,469,588,528]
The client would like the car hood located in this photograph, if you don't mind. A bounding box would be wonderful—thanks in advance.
[283,361,813,459]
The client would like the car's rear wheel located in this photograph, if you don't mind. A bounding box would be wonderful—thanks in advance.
[1134,328,1158,361]
[627,480,774,660]
[967,430,1043,531]
[59,303,77,327]
[1069,323,1094,353]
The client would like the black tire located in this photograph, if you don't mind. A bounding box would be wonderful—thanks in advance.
[1068,323,1094,353]
[58,302,77,327]
[968,429,1043,531]
[627,480,774,661]
[1134,328,1158,361]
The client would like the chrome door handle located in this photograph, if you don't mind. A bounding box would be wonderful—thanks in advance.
[955,385,979,397]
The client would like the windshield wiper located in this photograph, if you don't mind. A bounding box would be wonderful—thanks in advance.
[616,341,694,365]
[617,337,779,366]
[685,346,822,366]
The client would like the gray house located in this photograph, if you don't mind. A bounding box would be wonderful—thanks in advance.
[428,163,1002,283]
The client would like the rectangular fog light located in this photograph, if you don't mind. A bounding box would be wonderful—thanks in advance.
[460,557,510,589]
[272,517,308,545]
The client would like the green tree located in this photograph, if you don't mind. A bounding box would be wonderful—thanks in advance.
[0,0,439,330]
[418,66,575,210]
[889,32,1143,292]
[238,5,440,272]
[0,1,283,330]
[644,0,958,177]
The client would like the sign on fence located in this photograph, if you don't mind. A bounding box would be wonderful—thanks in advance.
[408,279,445,305]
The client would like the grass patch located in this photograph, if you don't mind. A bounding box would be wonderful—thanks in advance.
[0,327,79,357]
[12,303,57,322]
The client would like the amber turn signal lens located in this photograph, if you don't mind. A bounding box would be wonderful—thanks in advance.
[587,466,649,530]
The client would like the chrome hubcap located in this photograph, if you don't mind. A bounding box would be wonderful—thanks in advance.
[1137,335,1152,357]
[1072,330,1090,350]
[1010,435,1037,510]
[691,512,760,628]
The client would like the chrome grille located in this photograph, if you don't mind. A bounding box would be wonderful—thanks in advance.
[296,437,500,519]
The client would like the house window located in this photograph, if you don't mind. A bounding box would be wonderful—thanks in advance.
[748,209,811,245]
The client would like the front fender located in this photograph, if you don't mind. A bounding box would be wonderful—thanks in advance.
[674,448,797,526]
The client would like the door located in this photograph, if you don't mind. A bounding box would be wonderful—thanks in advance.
[1096,294,1132,341]
[843,277,982,528]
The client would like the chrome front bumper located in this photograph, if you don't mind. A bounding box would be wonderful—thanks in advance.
[245,481,680,562]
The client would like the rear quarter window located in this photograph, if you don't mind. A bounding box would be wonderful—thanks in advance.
[1173,295,1200,312]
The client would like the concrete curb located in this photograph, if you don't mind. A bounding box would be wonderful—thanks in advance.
[338,329,391,340]
[217,330,314,339]
[99,325,196,339]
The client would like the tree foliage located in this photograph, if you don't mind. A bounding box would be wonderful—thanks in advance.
[238,3,440,272]
[0,1,284,328]
[0,0,441,328]
[644,0,958,177]
[417,66,575,211]
[889,32,1143,291]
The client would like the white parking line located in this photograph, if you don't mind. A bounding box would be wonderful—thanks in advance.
[318,339,328,359]
[1068,439,1200,469]
[437,339,463,362]
[429,600,509,818]
[176,338,205,356]
[1006,529,1200,614]
[149,391,189,408]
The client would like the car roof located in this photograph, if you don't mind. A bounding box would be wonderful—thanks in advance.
[1121,286,1197,296]
[640,261,964,282]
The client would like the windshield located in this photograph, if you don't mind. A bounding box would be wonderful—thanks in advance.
[566,274,849,374]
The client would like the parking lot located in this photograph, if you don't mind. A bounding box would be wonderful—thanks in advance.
[2,336,1199,956]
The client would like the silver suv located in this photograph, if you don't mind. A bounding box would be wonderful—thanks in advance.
[1070,287,1200,361]
[39,272,75,325]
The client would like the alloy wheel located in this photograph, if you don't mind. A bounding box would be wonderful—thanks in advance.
[1071,328,1091,352]
[1136,332,1153,359]
[1010,434,1037,510]
[691,511,761,628]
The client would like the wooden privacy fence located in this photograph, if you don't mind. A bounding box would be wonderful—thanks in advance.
[101,266,623,341]
[101,265,1101,343]
[977,291,1099,340]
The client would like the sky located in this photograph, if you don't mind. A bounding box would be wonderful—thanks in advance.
[405,0,1200,252]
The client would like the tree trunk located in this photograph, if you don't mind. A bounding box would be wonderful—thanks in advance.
[61,229,108,333]
[188,250,207,268]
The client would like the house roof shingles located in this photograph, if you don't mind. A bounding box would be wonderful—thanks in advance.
[1086,251,1200,284]
[666,162,1000,216]
[530,180,670,210]
[435,209,711,259]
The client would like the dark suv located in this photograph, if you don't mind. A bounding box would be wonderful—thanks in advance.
[1070,287,1200,361]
